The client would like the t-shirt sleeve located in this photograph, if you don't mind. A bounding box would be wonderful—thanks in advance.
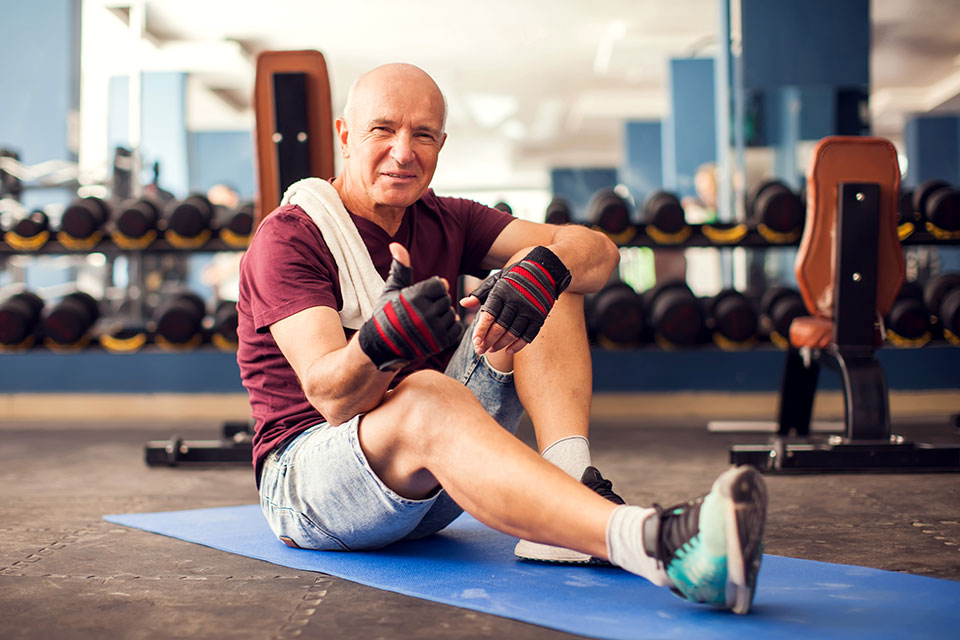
[455,199,515,277]
[240,207,342,333]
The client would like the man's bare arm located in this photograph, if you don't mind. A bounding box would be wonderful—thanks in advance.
[480,219,620,294]
[271,306,396,425]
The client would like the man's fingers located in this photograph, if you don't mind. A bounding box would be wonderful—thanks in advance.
[388,242,411,267]
[488,328,519,353]
[472,310,495,353]
[459,295,481,309]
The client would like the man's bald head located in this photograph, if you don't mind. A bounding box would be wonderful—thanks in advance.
[343,63,447,133]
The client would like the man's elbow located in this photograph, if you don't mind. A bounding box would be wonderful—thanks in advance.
[594,229,620,275]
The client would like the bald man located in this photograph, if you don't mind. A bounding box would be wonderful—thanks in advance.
[237,63,767,614]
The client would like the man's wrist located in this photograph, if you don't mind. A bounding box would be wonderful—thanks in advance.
[523,246,572,296]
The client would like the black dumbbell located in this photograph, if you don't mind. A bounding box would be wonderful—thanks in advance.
[112,198,161,248]
[885,281,931,347]
[164,195,214,247]
[218,202,254,248]
[43,291,100,347]
[749,180,803,243]
[913,179,960,238]
[544,197,572,226]
[643,280,704,348]
[5,209,50,250]
[0,291,44,348]
[643,191,689,244]
[708,289,758,348]
[59,196,109,248]
[759,286,806,348]
[897,188,920,238]
[99,320,150,353]
[211,300,239,351]
[585,280,645,348]
[924,273,960,344]
[588,189,635,244]
[153,291,206,348]
[493,201,513,215]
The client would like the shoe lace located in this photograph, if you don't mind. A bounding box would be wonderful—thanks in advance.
[581,467,626,505]
[652,495,704,565]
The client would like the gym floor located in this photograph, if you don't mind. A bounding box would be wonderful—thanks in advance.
[1,411,958,639]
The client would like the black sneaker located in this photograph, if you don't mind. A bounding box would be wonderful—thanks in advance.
[514,466,625,564]
[643,465,767,614]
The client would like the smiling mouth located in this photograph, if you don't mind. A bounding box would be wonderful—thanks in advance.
[382,172,416,180]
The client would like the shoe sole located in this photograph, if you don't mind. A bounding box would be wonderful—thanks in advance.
[513,539,611,565]
[717,465,767,614]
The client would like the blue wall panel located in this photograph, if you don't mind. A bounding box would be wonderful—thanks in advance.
[0,0,81,209]
[620,121,662,208]
[742,0,869,90]
[141,72,189,198]
[188,131,256,200]
[664,58,716,198]
[904,114,960,188]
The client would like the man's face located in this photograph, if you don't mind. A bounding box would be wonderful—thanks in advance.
[338,72,446,212]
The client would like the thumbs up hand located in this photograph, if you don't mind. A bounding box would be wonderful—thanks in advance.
[358,243,464,371]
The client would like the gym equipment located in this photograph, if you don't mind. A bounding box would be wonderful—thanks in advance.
[211,300,239,351]
[759,286,806,349]
[493,201,513,215]
[896,188,919,240]
[885,281,931,347]
[544,197,571,225]
[749,180,804,243]
[99,320,149,353]
[106,506,960,640]
[144,420,252,466]
[642,190,689,244]
[0,148,24,200]
[59,196,109,249]
[153,291,206,350]
[913,179,960,240]
[587,189,635,244]
[4,209,50,251]
[218,202,254,248]
[708,289,758,349]
[731,135,960,472]
[924,272,960,345]
[42,291,100,349]
[164,195,214,248]
[254,50,335,227]
[643,280,704,348]
[112,197,160,249]
[0,291,44,349]
[585,280,645,348]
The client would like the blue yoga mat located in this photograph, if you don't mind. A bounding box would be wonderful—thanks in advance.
[105,505,959,640]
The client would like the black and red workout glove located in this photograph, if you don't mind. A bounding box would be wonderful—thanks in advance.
[470,246,572,343]
[358,259,464,371]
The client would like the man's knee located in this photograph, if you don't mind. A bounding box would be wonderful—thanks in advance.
[386,370,481,433]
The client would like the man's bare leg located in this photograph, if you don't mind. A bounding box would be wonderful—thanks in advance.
[356,369,611,558]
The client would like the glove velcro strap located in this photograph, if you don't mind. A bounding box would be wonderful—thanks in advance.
[521,246,572,296]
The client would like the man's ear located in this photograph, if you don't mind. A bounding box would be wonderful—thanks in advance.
[438,132,447,152]
[334,117,350,158]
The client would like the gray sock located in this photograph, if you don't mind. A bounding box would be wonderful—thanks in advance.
[541,435,591,479]
[606,505,670,586]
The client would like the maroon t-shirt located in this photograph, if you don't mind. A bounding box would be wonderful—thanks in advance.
[237,189,514,481]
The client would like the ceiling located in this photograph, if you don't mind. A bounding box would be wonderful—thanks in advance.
[86,0,960,191]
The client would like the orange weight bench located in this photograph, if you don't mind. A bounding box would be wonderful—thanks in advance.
[731,136,960,472]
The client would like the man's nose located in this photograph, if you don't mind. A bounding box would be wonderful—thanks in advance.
[390,133,415,165]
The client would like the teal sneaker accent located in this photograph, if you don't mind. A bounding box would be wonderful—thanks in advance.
[646,465,767,614]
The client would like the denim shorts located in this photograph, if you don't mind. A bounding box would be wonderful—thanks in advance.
[258,324,525,550]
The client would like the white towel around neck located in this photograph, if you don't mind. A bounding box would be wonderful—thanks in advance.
[280,178,384,329]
